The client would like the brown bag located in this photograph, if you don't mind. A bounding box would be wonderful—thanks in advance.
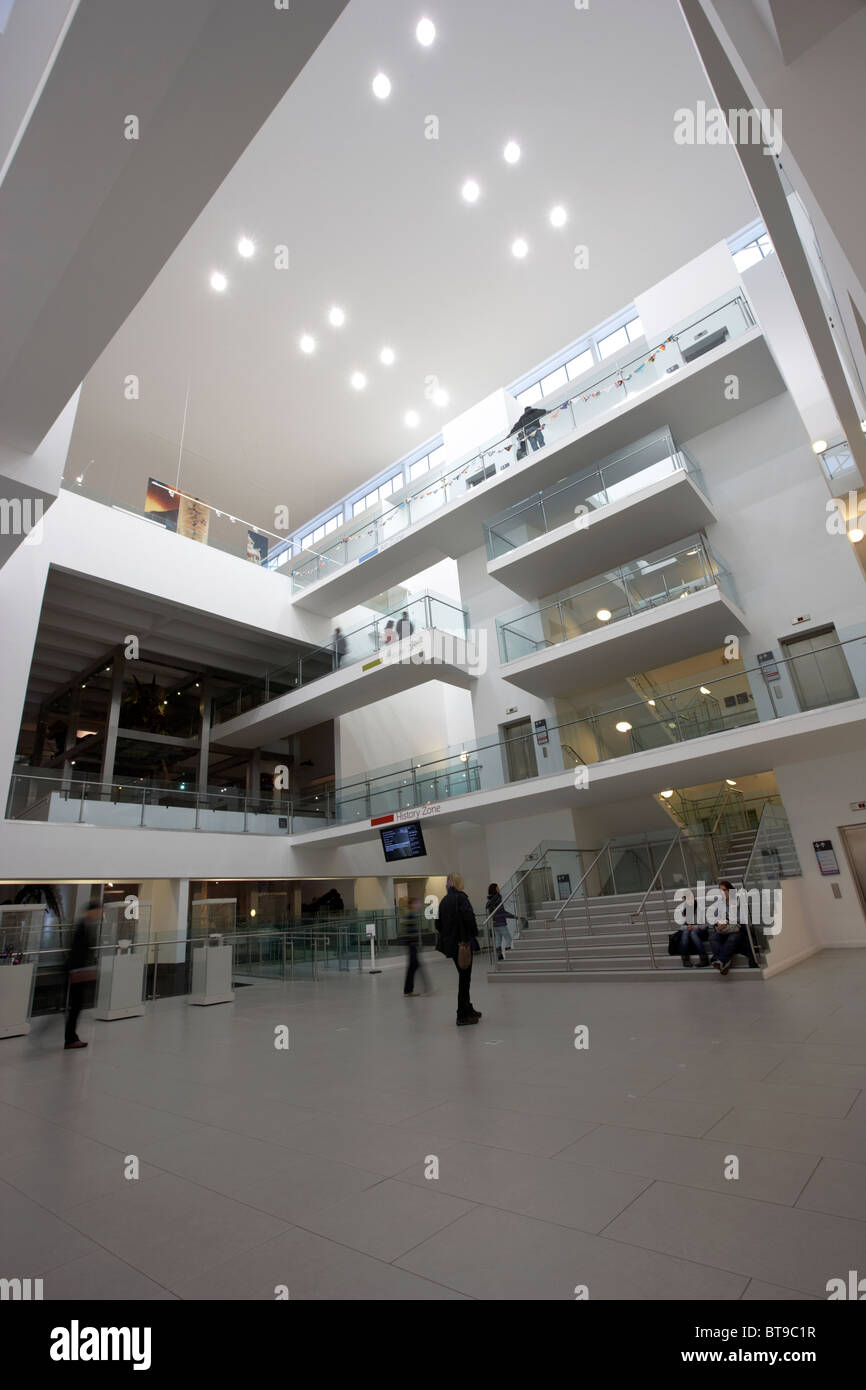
[456,940,472,969]
[69,967,98,984]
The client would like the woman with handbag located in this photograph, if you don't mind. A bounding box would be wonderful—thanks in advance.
[437,873,482,1026]
[64,900,100,1049]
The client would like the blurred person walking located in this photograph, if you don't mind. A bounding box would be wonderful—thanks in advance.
[437,873,482,1026]
[64,900,100,1049]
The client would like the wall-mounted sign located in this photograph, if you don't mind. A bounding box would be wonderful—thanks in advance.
[757,651,780,682]
[850,802,866,812]
[534,718,549,746]
[813,840,840,876]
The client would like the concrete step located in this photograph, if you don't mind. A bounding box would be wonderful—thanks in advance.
[490,968,765,983]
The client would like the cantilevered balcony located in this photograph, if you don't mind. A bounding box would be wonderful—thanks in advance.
[212,592,478,746]
[497,537,748,697]
[485,429,716,600]
[289,292,784,615]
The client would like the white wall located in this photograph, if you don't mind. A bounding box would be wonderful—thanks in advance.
[441,388,521,464]
[634,242,741,342]
[774,750,866,949]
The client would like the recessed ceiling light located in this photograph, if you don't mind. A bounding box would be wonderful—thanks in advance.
[432,388,448,407]
[416,17,436,46]
[299,334,316,354]
[596,608,612,622]
[549,205,567,228]
[849,527,864,542]
[511,237,528,259]
[237,236,255,258]
[647,699,656,707]
[861,420,866,433]
[328,305,346,327]
[372,72,391,99]
[700,685,711,695]
[380,346,396,365]
[503,140,521,164]
[615,721,632,733]
[660,789,674,798]
[811,439,828,453]
[726,779,737,786]
[405,410,420,427]
[461,179,480,203]
[209,271,227,292]
[351,371,367,390]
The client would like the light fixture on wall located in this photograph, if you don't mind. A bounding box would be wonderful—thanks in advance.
[615,721,632,733]
[596,609,612,622]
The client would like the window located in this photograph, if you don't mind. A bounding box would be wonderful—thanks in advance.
[428,445,447,471]
[353,474,402,516]
[409,456,429,481]
[539,365,568,396]
[515,384,543,407]
[565,348,594,380]
[733,234,775,272]
[597,325,629,360]
[625,316,644,342]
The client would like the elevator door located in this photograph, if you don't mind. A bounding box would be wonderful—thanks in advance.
[840,825,866,925]
[502,718,538,783]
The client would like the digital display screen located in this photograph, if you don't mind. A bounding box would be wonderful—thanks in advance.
[379,821,427,862]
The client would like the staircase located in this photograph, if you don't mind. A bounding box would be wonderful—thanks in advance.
[716,828,758,886]
[494,890,764,981]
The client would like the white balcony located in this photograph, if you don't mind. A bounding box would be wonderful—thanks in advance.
[213,629,480,747]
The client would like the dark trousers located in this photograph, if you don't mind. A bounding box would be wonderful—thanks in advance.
[527,427,545,451]
[711,927,759,967]
[65,982,86,1044]
[454,957,473,1018]
[404,943,428,994]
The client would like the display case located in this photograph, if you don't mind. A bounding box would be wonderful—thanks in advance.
[0,908,41,1038]
[93,901,151,1022]
[189,935,235,1007]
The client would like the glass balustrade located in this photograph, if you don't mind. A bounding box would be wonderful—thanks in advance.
[8,638,864,836]
[484,432,708,559]
[290,293,755,591]
[212,591,468,724]
[496,536,733,662]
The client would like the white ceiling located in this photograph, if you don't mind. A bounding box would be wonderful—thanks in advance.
[66,0,757,538]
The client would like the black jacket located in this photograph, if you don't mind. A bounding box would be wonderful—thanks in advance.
[66,918,93,974]
[509,406,545,436]
[437,886,478,959]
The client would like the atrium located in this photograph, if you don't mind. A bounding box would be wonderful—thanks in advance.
[1,0,866,1342]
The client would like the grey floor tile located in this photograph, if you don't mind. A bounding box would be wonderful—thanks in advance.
[293,1177,474,1261]
[796,1158,866,1223]
[0,1130,162,1213]
[395,1203,746,1300]
[604,1181,866,1296]
[173,1226,468,1300]
[557,1125,817,1205]
[703,1106,866,1162]
[274,1113,458,1176]
[649,1074,858,1119]
[43,1250,177,1300]
[741,1280,817,1301]
[238,1151,384,1222]
[0,1179,97,1274]
[396,1139,651,1232]
[397,1100,595,1156]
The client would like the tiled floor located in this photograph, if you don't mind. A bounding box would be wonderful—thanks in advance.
[2,950,866,1300]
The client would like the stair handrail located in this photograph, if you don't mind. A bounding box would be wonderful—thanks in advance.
[479,847,553,964]
[628,831,687,969]
[551,841,611,923]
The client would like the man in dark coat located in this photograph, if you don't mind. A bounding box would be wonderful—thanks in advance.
[509,405,546,459]
[437,874,482,1026]
[64,900,100,1049]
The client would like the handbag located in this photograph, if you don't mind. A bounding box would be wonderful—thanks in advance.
[667,929,682,957]
[457,940,472,969]
[69,966,98,983]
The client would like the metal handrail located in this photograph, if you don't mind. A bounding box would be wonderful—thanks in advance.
[552,841,611,923]
[480,849,552,964]
[629,833,683,921]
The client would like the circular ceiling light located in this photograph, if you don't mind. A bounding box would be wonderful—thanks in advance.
[380,346,396,365]
[811,439,828,453]
[549,205,567,228]
[726,779,737,786]
[299,334,316,354]
[596,608,612,622]
[849,527,864,542]
[405,409,420,427]
[461,178,480,203]
[615,721,632,733]
[660,789,674,798]
[350,371,367,390]
[237,236,255,258]
[511,237,528,259]
[209,271,228,292]
[328,305,346,327]
[416,17,436,46]
[432,388,448,407]
[647,699,656,707]
[503,140,521,164]
[372,72,391,99]
[700,685,711,695]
